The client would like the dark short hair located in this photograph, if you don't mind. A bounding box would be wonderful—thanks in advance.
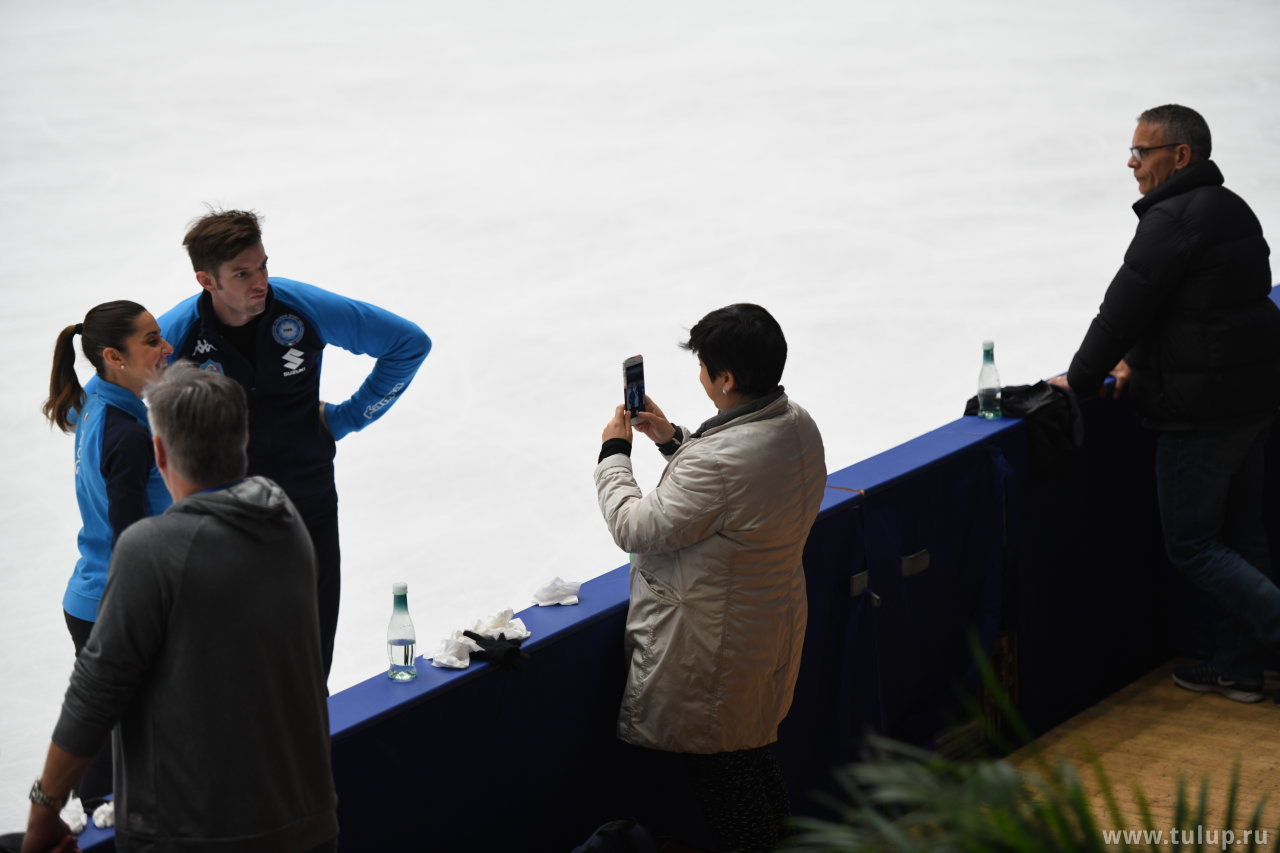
[183,209,263,275]
[1138,104,1212,162]
[681,304,787,398]
[146,361,249,486]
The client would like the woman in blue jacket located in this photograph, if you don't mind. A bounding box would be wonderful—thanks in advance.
[42,299,173,801]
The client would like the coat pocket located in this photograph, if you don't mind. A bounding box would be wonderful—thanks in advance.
[635,568,680,604]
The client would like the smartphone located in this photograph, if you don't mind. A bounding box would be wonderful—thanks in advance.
[623,355,645,417]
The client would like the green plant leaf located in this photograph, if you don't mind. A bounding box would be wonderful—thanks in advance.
[783,646,1274,853]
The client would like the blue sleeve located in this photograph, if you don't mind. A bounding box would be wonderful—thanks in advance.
[273,278,432,441]
[157,295,202,363]
[101,410,156,546]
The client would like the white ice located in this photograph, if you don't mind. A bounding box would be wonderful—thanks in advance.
[2,0,1278,833]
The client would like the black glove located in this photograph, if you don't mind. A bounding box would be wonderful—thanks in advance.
[463,630,530,671]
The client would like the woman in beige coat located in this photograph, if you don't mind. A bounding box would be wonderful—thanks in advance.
[596,303,826,852]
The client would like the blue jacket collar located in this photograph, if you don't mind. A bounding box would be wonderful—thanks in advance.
[84,374,149,423]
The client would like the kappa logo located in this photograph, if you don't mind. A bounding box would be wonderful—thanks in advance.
[193,339,216,355]
[282,348,306,376]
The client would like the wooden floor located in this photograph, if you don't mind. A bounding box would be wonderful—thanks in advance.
[1006,659,1280,835]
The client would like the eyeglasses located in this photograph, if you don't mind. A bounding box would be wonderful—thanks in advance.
[1129,143,1185,161]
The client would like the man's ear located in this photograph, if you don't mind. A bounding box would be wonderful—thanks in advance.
[152,432,181,500]
[195,270,217,293]
[1175,143,1194,170]
[153,433,168,472]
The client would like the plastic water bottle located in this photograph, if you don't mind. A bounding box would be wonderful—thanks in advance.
[387,582,417,681]
[977,340,1002,419]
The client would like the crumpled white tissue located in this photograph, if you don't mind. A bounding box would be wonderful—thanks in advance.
[429,608,530,668]
[60,798,86,834]
[429,632,474,669]
[533,576,581,606]
[470,608,530,641]
[93,800,115,828]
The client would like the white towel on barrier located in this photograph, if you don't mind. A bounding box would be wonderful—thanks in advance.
[533,576,582,606]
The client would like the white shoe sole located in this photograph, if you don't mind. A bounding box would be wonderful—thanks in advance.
[1172,674,1264,704]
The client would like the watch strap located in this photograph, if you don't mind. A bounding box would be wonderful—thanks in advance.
[656,425,684,455]
[29,778,67,812]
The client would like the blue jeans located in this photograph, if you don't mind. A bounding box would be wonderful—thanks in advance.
[1156,414,1279,681]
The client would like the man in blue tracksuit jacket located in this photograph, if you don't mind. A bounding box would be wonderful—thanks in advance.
[159,209,431,677]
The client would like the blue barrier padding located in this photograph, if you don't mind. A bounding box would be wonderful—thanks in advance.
[827,415,1018,494]
[777,496,882,813]
[327,570,689,850]
[75,822,114,851]
[1008,392,1165,735]
[329,564,631,738]
[820,483,861,512]
[860,442,1010,745]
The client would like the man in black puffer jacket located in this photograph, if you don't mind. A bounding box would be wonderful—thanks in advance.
[1052,104,1280,703]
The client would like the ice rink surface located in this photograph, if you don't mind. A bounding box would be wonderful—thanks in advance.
[2,0,1278,833]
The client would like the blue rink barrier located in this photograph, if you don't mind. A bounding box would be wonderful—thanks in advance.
[77,290,1280,852]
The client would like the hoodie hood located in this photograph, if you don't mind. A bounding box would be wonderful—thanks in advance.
[167,475,299,543]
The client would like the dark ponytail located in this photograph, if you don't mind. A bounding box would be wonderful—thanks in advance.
[43,301,148,433]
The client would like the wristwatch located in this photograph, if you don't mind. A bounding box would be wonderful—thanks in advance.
[28,778,66,812]
[656,426,684,455]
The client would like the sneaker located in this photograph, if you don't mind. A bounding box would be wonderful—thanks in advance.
[1172,662,1264,703]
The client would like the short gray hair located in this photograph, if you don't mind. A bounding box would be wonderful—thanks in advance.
[146,361,249,486]
[1138,104,1212,162]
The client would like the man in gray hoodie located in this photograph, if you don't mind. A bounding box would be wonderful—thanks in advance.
[22,363,338,853]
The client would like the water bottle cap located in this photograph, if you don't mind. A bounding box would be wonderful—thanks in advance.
[982,340,994,349]
[391,582,408,595]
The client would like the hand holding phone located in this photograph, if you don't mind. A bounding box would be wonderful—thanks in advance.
[630,396,675,445]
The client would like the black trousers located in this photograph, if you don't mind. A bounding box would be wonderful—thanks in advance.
[63,611,113,805]
[305,511,341,681]
[684,745,791,852]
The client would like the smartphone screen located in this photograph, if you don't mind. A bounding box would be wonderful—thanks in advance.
[623,355,644,416]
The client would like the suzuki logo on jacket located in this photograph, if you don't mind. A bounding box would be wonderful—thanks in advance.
[282,348,306,375]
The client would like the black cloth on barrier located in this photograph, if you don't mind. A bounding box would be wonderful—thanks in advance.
[965,382,1084,479]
